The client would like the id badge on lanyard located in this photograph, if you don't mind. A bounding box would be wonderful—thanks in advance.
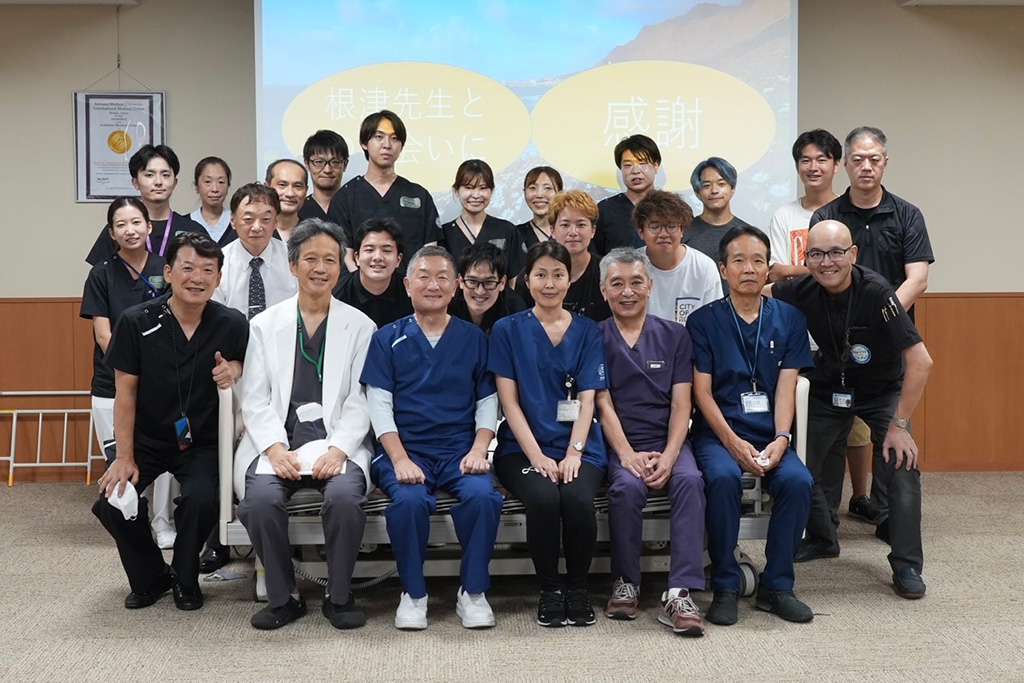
[556,374,581,422]
[730,298,769,415]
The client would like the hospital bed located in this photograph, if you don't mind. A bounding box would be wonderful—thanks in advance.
[218,377,810,601]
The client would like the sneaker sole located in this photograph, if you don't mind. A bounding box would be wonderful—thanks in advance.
[605,607,637,621]
[456,604,495,629]
[657,614,704,636]
[395,620,428,630]
[537,618,567,627]
[566,616,596,627]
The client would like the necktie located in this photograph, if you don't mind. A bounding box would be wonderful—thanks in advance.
[249,257,266,320]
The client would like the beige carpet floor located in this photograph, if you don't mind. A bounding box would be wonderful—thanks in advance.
[1,473,1022,683]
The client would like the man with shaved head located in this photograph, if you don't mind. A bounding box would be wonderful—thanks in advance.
[769,219,933,599]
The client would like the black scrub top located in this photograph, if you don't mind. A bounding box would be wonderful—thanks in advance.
[441,215,524,276]
[514,254,611,322]
[595,193,644,255]
[327,175,441,263]
[773,265,923,402]
[299,196,330,222]
[332,269,412,330]
[80,253,168,398]
[449,287,527,336]
[85,212,207,266]
[105,293,249,449]
[285,317,328,450]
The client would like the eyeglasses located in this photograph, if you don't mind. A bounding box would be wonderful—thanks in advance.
[645,223,681,234]
[309,158,345,170]
[806,246,854,264]
[462,278,500,291]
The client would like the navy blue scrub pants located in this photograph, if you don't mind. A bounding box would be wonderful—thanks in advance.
[694,436,813,592]
[372,451,503,599]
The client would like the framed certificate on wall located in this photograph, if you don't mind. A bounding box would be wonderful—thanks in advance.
[73,91,165,202]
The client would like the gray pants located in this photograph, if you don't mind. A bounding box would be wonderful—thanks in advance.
[237,459,367,607]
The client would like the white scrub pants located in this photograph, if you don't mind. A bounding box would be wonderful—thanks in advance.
[92,395,178,531]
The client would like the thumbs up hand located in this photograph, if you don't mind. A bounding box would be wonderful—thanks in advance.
[212,350,240,388]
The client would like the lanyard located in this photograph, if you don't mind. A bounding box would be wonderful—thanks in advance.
[146,213,174,257]
[728,297,763,393]
[297,309,326,383]
[120,255,161,297]
[531,220,553,241]
[166,303,198,418]
[458,215,478,241]
[825,289,856,388]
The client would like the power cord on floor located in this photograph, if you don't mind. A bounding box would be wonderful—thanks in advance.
[291,559,398,590]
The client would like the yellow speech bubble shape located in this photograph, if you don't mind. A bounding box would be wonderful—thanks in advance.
[531,61,776,190]
[282,62,532,193]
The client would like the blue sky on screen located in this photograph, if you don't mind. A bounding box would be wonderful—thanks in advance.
[261,0,743,83]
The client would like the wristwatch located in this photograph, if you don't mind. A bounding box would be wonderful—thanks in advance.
[569,441,584,452]
[891,417,910,430]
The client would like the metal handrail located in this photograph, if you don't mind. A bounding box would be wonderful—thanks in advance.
[0,390,100,486]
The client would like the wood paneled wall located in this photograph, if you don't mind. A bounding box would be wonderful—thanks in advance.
[1,294,1021,481]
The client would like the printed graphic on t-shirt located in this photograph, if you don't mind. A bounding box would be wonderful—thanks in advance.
[675,297,700,325]
[790,229,808,266]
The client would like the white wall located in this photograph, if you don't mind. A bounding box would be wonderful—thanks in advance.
[1,0,1021,295]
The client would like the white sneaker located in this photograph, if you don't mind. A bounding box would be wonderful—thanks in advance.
[456,587,495,629]
[395,592,428,630]
[152,520,176,550]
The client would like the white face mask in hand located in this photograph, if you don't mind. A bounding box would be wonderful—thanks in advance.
[106,483,139,521]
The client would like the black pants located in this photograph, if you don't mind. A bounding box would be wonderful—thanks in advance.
[92,441,219,593]
[805,391,923,573]
[495,452,604,591]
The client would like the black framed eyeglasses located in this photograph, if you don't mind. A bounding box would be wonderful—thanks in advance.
[806,245,854,264]
[309,158,345,170]
[462,278,500,291]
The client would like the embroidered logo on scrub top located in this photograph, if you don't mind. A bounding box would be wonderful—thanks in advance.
[597,363,606,382]
[850,344,871,364]
[399,196,421,209]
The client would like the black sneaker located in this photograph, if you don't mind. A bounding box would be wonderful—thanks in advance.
[251,596,307,630]
[322,593,367,629]
[537,589,566,628]
[848,496,882,524]
[794,540,840,563]
[565,588,596,627]
[893,567,926,600]
[706,589,739,626]
[755,585,813,623]
[124,567,175,609]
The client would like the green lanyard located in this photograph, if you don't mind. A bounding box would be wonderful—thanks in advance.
[297,309,326,383]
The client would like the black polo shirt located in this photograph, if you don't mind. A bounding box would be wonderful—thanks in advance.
[105,293,249,450]
[773,265,922,401]
[595,193,644,255]
[514,254,611,322]
[810,187,934,294]
[80,253,168,398]
[327,175,441,261]
[449,287,527,336]
[332,269,412,329]
[85,212,206,266]
[298,196,330,222]
[441,215,524,276]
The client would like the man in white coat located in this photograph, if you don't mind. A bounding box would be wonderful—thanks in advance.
[234,218,377,630]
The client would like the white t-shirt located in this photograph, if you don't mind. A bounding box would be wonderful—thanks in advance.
[767,199,812,266]
[641,246,723,325]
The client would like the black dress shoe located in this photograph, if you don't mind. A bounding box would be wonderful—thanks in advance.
[251,596,307,630]
[124,569,175,609]
[173,582,205,610]
[793,541,840,563]
[755,585,814,623]
[893,567,926,599]
[199,545,231,574]
[322,593,366,630]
